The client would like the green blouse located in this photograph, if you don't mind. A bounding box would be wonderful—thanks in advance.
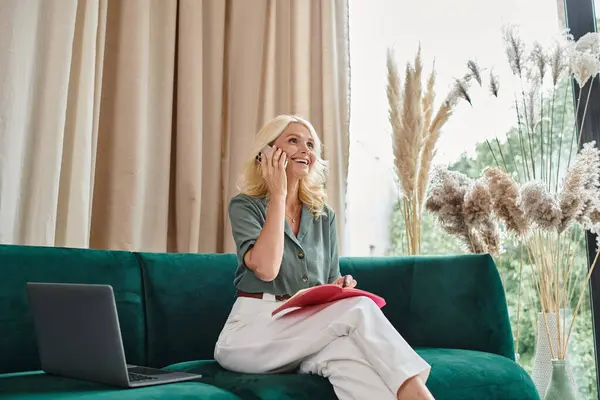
[228,193,341,296]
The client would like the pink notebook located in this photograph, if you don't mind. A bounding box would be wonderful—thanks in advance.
[271,284,386,317]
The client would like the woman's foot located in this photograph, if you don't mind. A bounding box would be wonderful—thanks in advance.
[397,375,435,400]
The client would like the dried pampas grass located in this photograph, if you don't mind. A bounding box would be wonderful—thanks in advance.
[558,142,599,230]
[425,169,468,229]
[428,140,600,359]
[503,24,526,78]
[483,167,529,236]
[426,167,500,255]
[466,60,483,86]
[464,180,502,256]
[387,48,422,197]
[387,46,458,255]
[520,181,562,229]
[529,41,548,82]
[550,31,573,85]
[489,69,500,97]
[558,141,600,231]
[424,25,600,361]
[463,180,492,226]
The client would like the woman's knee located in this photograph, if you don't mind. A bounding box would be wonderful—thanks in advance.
[214,347,250,373]
[337,296,381,313]
[213,344,229,368]
[342,296,385,322]
[214,343,246,372]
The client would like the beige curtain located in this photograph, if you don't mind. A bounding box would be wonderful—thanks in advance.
[0,0,350,254]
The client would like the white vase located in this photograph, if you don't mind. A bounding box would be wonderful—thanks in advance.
[531,311,577,397]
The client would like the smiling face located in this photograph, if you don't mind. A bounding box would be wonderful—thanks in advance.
[271,122,317,179]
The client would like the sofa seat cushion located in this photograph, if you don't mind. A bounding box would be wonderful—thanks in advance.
[417,348,539,400]
[0,371,241,399]
[163,360,336,400]
[164,348,540,400]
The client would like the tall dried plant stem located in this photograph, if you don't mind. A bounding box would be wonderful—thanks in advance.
[564,237,600,357]
[486,140,502,169]
[555,232,562,358]
[567,245,584,305]
[540,92,545,183]
[506,136,523,182]
[525,227,595,360]
[547,87,556,189]
[567,232,588,305]
[526,232,556,359]
[561,228,583,356]
[514,96,531,181]
[528,272,540,339]
[555,83,572,192]
[577,81,595,146]
[402,198,421,254]
[566,88,585,171]
[494,138,510,173]
[520,87,537,179]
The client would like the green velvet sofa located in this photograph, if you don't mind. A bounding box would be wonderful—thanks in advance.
[0,243,540,400]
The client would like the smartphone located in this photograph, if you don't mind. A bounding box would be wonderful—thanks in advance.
[255,145,288,168]
[256,145,274,163]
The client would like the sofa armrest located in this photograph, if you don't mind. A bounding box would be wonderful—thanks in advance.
[340,254,515,360]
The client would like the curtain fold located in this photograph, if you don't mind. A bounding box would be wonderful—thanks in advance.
[0,0,350,254]
[56,0,107,248]
[90,0,178,251]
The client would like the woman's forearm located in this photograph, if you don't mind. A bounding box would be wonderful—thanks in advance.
[244,195,286,281]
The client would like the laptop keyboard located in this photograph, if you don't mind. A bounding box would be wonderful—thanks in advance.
[127,366,174,383]
[128,372,159,382]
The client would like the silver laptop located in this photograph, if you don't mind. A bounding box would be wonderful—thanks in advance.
[26,282,202,388]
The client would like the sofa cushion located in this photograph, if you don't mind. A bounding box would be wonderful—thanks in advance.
[417,348,539,400]
[0,370,241,399]
[163,360,336,400]
[135,252,238,368]
[164,348,540,400]
[0,244,146,374]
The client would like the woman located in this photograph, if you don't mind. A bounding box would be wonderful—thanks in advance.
[214,115,434,400]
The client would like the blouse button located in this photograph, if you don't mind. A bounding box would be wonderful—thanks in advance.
[297,252,305,259]
[302,275,308,283]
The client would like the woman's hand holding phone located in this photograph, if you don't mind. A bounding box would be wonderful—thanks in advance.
[259,145,287,199]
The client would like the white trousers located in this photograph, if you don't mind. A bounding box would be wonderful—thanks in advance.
[214,295,431,400]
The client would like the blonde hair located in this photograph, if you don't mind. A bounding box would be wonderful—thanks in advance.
[238,114,328,217]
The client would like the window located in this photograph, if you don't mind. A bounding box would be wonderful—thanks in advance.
[346,0,567,256]
[346,0,599,398]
